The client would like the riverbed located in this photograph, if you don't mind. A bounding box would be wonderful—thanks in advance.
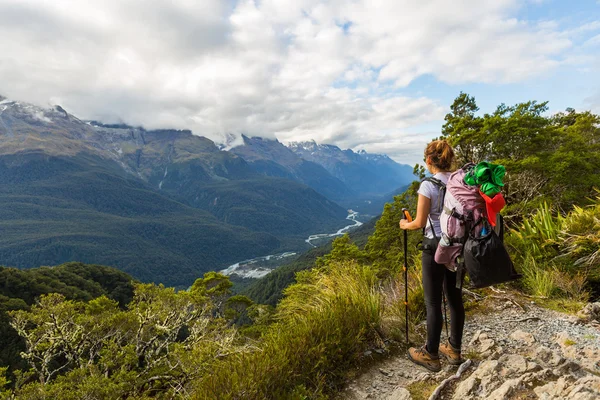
[220,210,363,279]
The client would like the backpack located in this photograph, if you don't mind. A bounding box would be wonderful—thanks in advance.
[420,177,446,252]
[433,164,520,289]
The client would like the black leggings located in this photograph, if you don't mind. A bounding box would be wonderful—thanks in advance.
[421,248,465,354]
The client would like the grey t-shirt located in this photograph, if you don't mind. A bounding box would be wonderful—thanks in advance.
[418,172,451,239]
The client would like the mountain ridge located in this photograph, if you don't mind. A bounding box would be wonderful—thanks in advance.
[287,139,414,196]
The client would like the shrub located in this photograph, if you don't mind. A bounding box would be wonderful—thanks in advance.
[508,197,599,300]
[192,261,384,399]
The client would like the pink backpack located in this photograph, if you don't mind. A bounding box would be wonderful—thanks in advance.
[434,163,520,289]
[434,164,486,270]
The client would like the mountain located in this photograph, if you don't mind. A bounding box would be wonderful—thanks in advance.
[287,140,414,197]
[87,124,348,237]
[0,150,280,286]
[229,135,355,201]
[0,97,347,285]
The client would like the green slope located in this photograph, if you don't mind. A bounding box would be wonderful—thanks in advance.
[186,178,348,237]
[0,152,280,286]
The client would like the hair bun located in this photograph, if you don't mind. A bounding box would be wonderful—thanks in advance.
[425,140,455,171]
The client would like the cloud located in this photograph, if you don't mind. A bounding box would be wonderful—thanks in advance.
[0,0,590,165]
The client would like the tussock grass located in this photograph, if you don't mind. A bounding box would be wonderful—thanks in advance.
[192,261,386,399]
[406,380,439,400]
[380,253,425,343]
[508,199,599,302]
[521,256,556,298]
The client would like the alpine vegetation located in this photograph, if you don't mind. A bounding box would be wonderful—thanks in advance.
[0,94,599,399]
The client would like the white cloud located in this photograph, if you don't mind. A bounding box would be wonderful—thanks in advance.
[0,0,590,165]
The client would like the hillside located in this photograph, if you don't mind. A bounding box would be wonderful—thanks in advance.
[0,98,350,284]
[342,293,600,400]
[0,151,281,286]
[1,94,599,400]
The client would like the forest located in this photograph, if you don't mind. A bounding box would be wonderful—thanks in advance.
[0,93,598,399]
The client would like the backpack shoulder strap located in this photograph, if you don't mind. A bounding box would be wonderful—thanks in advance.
[420,177,447,240]
[422,176,446,188]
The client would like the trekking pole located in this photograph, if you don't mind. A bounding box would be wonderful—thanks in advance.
[401,208,412,345]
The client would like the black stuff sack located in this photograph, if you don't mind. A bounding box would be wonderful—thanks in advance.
[463,227,521,289]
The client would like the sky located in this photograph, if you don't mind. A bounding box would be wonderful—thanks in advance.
[0,0,599,165]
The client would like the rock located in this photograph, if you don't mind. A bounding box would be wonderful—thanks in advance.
[534,377,568,399]
[533,346,565,367]
[386,387,411,400]
[510,329,536,345]
[526,361,542,373]
[555,360,582,375]
[468,329,482,346]
[478,339,496,354]
[452,376,479,400]
[555,331,576,348]
[566,375,600,399]
[487,377,523,400]
[577,302,600,323]
[498,354,528,375]
[534,375,600,400]
[452,359,500,399]
[474,360,500,378]
[467,329,498,357]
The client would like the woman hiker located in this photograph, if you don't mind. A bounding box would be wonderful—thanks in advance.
[399,139,464,372]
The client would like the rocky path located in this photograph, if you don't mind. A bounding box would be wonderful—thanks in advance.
[340,293,600,400]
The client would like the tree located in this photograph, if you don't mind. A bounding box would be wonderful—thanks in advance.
[442,92,484,164]
[8,283,234,397]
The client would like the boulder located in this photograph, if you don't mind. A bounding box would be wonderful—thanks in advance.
[386,387,411,400]
[510,329,536,345]
[577,302,600,323]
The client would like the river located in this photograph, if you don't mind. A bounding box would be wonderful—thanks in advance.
[305,210,363,247]
[220,210,363,279]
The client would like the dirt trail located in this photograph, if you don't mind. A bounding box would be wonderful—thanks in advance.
[339,293,600,400]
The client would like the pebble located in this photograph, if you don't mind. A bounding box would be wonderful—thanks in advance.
[340,298,600,400]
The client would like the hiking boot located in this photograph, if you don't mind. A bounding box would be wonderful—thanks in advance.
[439,341,463,365]
[407,346,441,372]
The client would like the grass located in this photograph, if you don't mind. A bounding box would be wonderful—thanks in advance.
[380,253,426,344]
[535,298,586,314]
[520,256,557,298]
[406,380,439,400]
[465,299,492,317]
[507,200,600,304]
[464,350,483,361]
[191,260,386,399]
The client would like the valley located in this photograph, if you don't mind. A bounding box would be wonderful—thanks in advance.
[220,210,365,279]
[0,97,412,286]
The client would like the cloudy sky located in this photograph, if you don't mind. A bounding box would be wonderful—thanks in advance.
[0,0,599,165]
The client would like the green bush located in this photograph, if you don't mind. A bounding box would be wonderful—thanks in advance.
[507,197,600,300]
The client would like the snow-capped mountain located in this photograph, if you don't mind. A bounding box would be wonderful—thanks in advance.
[0,96,349,286]
[287,140,414,196]
[229,135,355,200]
